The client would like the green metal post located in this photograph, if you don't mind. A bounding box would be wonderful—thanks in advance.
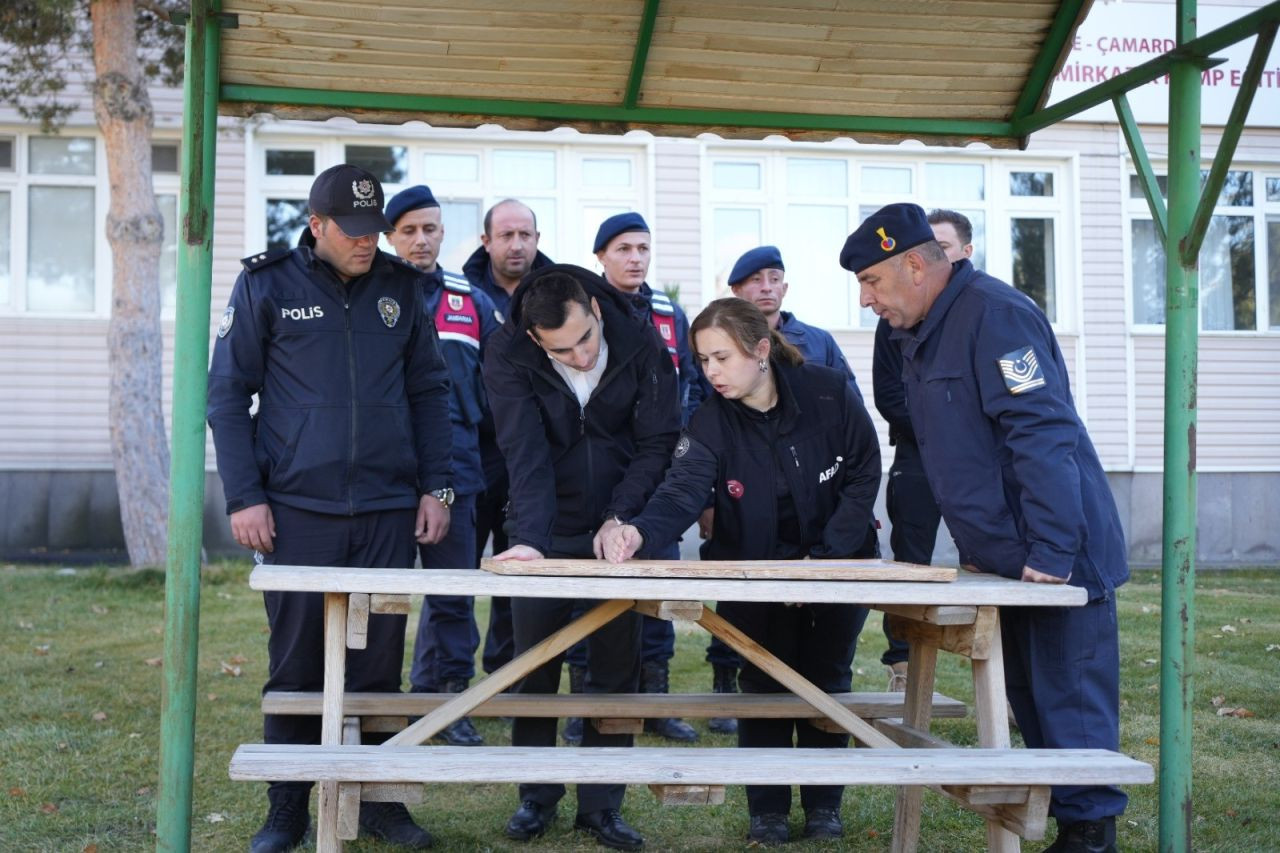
[1159,0,1199,849]
[156,0,220,849]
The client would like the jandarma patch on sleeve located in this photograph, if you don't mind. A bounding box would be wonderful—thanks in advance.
[997,346,1047,394]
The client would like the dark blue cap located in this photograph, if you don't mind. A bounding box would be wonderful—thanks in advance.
[308,164,392,237]
[728,245,785,286]
[840,203,934,274]
[593,212,650,253]
[384,185,440,229]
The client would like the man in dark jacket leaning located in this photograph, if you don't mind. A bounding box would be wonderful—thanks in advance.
[484,264,681,851]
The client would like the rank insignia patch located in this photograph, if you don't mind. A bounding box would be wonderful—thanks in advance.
[997,346,1047,395]
[217,306,235,338]
[377,297,401,328]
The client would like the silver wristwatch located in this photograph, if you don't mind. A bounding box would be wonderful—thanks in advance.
[428,487,455,508]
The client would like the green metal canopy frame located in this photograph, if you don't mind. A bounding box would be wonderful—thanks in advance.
[156,2,1280,850]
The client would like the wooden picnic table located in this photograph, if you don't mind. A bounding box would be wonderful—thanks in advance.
[229,562,1152,852]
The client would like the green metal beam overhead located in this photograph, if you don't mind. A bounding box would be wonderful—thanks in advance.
[1012,0,1091,120]
[1114,93,1168,247]
[623,0,662,110]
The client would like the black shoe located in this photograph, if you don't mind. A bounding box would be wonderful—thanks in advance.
[802,808,843,839]
[562,716,584,745]
[1041,817,1117,853]
[250,787,310,853]
[574,808,644,851]
[505,799,557,841]
[746,813,789,846]
[709,664,739,735]
[643,716,699,742]
[358,801,433,849]
[435,678,485,746]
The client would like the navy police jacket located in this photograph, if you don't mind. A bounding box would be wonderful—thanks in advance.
[776,311,864,405]
[207,244,452,516]
[482,264,681,555]
[893,260,1128,598]
[424,268,502,497]
[630,362,881,562]
[616,282,707,424]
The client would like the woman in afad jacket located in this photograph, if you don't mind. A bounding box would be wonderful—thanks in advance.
[601,297,882,846]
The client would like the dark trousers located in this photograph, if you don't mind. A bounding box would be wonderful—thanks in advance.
[476,480,514,675]
[261,503,417,794]
[410,492,479,690]
[718,600,868,816]
[511,547,642,814]
[882,440,941,666]
[1003,594,1128,822]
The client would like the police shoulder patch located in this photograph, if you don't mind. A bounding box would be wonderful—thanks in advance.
[217,306,235,338]
[240,247,290,272]
[997,345,1047,395]
[674,435,691,458]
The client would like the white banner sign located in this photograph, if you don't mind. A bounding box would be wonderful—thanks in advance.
[1047,1,1280,126]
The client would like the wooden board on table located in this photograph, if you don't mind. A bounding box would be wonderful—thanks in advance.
[481,558,955,582]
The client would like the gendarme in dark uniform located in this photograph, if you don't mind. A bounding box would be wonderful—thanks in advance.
[207,164,450,852]
[842,203,1129,853]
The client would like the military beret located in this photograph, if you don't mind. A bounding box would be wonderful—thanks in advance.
[593,212,650,253]
[384,184,440,228]
[839,202,935,274]
[728,245,785,286]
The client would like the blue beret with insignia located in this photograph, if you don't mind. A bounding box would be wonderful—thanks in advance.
[593,212,650,253]
[840,202,934,274]
[385,185,440,228]
[728,245,785,286]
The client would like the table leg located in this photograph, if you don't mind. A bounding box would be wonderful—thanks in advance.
[317,592,349,853]
[891,633,938,853]
[970,608,1018,852]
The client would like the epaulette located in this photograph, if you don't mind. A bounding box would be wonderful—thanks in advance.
[649,289,676,316]
[240,247,291,271]
[442,271,473,294]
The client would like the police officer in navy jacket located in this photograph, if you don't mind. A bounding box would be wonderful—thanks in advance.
[208,165,450,852]
[484,264,679,851]
[844,203,1129,853]
[601,297,881,846]
[386,185,503,748]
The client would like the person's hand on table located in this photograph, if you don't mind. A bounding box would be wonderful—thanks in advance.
[230,503,275,553]
[492,544,545,561]
[415,493,451,545]
[600,523,644,564]
[1021,565,1069,584]
[960,563,980,573]
[592,517,624,559]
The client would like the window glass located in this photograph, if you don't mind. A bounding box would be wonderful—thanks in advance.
[0,138,13,171]
[1131,219,1166,324]
[157,194,177,311]
[1269,216,1280,328]
[523,197,557,257]
[152,143,179,174]
[1200,215,1255,331]
[0,192,9,303]
[265,149,315,176]
[1213,170,1252,207]
[30,136,95,175]
[345,145,407,185]
[1010,171,1054,197]
[438,199,483,273]
[782,204,850,324]
[712,161,761,191]
[861,165,911,195]
[787,158,846,197]
[925,162,983,201]
[425,152,479,183]
[581,205,630,266]
[1267,177,1280,202]
[27,186,95,311]
[494,150,555,190]
[582,158,632,188]
[1011,218,1056,321]
[712,208,762,287]
[1129,174,1169,200]
[266,198,309,251]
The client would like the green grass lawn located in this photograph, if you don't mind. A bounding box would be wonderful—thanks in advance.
[2,562,1277,852]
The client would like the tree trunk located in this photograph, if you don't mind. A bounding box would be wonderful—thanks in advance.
[92,0,170,568]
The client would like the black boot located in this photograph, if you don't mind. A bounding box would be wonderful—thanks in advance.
[708,664,738,735]
[358,801,433,849]
[250,785,311,853]
[562,663,587,745]
[641,660,698,742]
[1041,817,1117,853]
[436,677,484,746]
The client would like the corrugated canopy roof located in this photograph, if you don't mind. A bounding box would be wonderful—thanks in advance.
[217,0,1093,148]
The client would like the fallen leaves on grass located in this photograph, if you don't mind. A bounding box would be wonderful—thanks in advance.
[83,844,99,853]
[1221,624,1237,634]
[205,812,226,823]
[227,654,248,665]
[1266,644,1279,652]
[33,645,50,656]
[9,787,26,798]
[220,661,242,677]
[91,711,108,722]
[91,604,108,615]
[1211,695,1226,707]
[1217,706,1256,718]
[18,620,34,630]
[1144,736,1160,745]
[136,787,151,796]
[143,657,162,667]
[40,802,58,814]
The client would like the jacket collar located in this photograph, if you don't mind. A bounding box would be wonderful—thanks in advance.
[892,259,975,360]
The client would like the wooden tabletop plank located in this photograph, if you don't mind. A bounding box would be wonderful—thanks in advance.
[481,558,955,582]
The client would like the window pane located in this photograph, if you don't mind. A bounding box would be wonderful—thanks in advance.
[712,161,761,191]
[438,199,483,274]
[1201,215,1255,331]
[1212,170,1252,207]
[524,198,557,257]
[1129,174,1168,201]
[783,204,850,325]
[152,143,179,174]
[0,192,9,303]
[494,150,555,190]
[157,194,177,311]
[861,165,911,195]
[1267,177,1280,202]
[1010,171,1054,197]
[1131,220,1166,324]
[582,158,632,188]
[1269,216,1280,328]
[1011,218,1056,321]
[713,208,762,288]
[30,136,95,175]
[425,152,479,183]
[925,162,983,201]
[0,138,12,171]
[265,150,315,176]
[581,205,630,266]
[28,186,95,311]
[266,198,309,251]
[787,158,846,197]
[345,145,407,185]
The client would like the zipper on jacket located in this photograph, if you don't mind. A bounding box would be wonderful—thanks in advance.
[344,297,357,516]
